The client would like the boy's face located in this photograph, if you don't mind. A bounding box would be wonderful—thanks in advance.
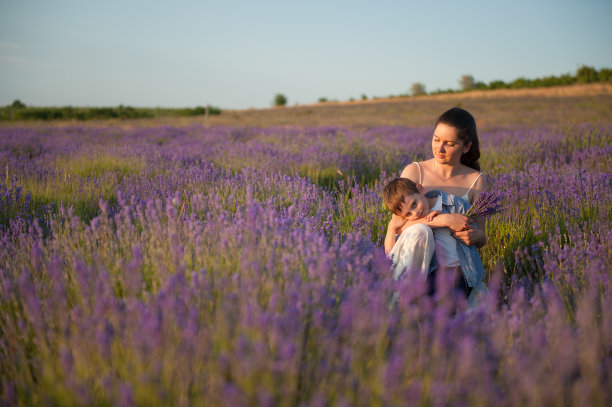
[398,192,430,221]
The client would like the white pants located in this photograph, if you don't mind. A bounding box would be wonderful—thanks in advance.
[388,224,435,280]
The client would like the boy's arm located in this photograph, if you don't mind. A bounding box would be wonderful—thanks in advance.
[384,214,407,255]
[384,222,397,255]
[425,210,441,222]
[398,212,474,233]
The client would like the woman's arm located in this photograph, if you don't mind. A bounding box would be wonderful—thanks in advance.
[452,216,486,247]
[453,173,489,248]
[399,212,474,233]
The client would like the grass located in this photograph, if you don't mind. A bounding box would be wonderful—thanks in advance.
[22,154,144,222]
[54,153,144,179]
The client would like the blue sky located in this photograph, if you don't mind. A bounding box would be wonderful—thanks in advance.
[1,0,611,109]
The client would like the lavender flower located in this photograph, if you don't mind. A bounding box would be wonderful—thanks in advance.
[0,123,610,405]
[465,189,504,218]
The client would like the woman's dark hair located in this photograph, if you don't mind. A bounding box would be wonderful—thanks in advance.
[435,107,481,171]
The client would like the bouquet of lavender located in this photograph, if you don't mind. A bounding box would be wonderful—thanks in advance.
[465,189,504,218]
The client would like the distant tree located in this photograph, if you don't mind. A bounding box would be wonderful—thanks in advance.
[597,68,612,82]
[488,80,508,90]
[273,93,288,107]
[459,75,475,91]
[11,99,26,109]
[576,65,598,83]
[429,88,456,95]
[509,77,530,89]
[410,82,426,96]
[318,97,328,103]
[560,73,576,85]
[361,94,368,100]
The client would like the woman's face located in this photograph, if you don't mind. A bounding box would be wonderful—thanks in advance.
[432,123,472,165]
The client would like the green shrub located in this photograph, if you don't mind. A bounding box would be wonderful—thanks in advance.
[576,65,598,83]
[0,105,222,121]
[410,82,426,96]
[11,99,26,109]
[176,106,222,117]
[597,68,612,82]
[273,93,288,107]
[488,80,508,90]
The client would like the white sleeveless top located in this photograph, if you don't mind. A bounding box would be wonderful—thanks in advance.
[413,162,482,269]
[412,162,481,204]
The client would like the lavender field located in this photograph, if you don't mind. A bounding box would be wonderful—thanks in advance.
[1,122,611,406]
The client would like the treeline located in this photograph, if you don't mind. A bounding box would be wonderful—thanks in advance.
[342,65,612,102]
[430,65,612,95]
[0,102,222,121]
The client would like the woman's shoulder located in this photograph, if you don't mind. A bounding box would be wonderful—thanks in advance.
[400,159,434,182]
[399,161,419,180]
[461,165,486,183]
[473,171,488,190]
[465,167,489,203]
[460,164,481,176]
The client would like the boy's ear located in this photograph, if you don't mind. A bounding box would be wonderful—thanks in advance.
[416,183,425,192]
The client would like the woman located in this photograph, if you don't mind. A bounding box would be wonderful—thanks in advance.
[389,107,487,297]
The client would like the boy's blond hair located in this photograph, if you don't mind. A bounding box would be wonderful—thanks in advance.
[383,178,420,215]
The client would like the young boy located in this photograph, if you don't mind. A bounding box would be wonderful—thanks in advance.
[382,177,487,299]
[383,177,439,256]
